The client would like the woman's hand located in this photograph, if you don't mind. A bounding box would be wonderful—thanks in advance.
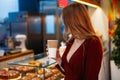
[52,49,62,65]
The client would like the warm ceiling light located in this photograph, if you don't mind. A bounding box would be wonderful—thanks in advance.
[73,0,100,8]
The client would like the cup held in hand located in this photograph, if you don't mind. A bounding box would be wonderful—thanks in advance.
[48,48,57,58]
[47,40,58,58]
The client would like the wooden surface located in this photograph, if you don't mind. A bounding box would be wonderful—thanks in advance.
[0,50,34,62]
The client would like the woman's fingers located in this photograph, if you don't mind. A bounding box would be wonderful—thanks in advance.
[51,49,62,65]
[51,57,57,60]
[56,49,61,58]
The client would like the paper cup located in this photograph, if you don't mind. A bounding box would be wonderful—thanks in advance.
[48,48,57,58]
[47,40,58,48]
[47,40,58,58]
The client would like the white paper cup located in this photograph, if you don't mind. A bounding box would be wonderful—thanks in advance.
[47,40,58,58]
[48,48,57,58]
[47,40,58,48]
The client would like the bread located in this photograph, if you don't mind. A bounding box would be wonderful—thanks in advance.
[26,73,38,78]
[9,66,35,73]
[29,60,42,66]
[38,68,44,75]
[45,72,53,79]
[32,77,42,80]
[0,69,21,80]
[21,73,42,80]
[52,69,60,74]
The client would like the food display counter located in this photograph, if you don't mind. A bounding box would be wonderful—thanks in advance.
[0,50,109,80]
[0,53,64,80]
[0,50,34,68]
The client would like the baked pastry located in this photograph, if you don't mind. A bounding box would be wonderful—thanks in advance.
[0,69,21,80]
[45,72,53,79]
[51,69,60,74]
[29,60,42,66]
[8,70,20,79]
[0,69,8,79]
[50,75,58,80]
[37,68,44,75]
[9,66,35,73]
[26,73,38,78]
[21,73,42,80]
[21,75,32,80]
[22,66,35,73]
[32,77,42,80]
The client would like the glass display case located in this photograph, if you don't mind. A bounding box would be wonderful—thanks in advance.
[7,53,64,80]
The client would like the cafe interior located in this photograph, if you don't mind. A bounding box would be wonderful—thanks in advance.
[0,0,120,80]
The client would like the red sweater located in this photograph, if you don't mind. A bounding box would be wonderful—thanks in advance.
[57,36,103,80]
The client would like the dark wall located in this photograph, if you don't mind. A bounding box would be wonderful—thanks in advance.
[19,0,39,12]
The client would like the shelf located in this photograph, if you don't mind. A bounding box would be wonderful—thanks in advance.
[0,50,34,62]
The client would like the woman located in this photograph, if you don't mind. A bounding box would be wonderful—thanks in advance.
[54,2,103,80]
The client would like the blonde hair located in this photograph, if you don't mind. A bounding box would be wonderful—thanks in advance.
[62,2,96,40]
